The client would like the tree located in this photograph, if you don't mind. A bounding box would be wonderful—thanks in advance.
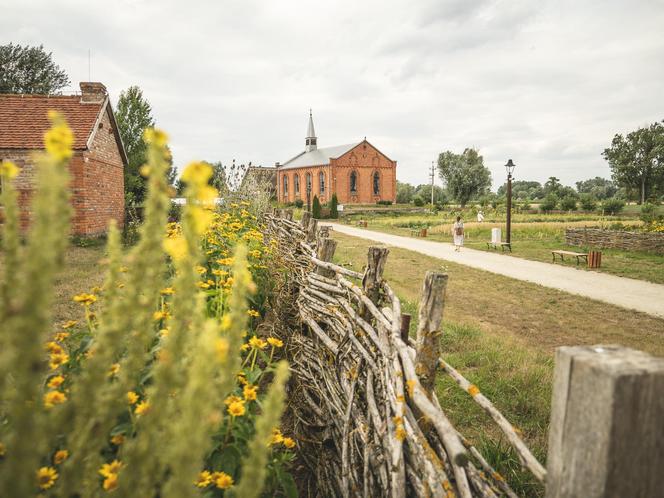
[312,195,322,219]
[540,194,558,212]
[579,193,597,211]
[0,43,70,94]
[415,184,447,205]
[575,177,617,200]
[116,86,175,205]
[603,121,664,204]
[396,181,416,204]
[543,176,562,196]
[329,193,339,219]
[497,180,543,200]
[437,148,491,207]
[560,195,577,211]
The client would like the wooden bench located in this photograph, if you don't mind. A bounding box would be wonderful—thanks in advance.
[410,228,428,237]
[486,241,512,252]
[552,250,588,265]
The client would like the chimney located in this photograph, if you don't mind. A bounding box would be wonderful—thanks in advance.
[79,82,107,103]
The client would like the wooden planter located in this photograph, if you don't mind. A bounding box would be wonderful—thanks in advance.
[588,250,602,268]
[420,228,427,237]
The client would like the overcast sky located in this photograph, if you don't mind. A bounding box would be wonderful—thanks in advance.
[3,0,663,189]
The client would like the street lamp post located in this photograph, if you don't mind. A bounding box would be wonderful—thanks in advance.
[505,159,516,244]
[306,183,312,212]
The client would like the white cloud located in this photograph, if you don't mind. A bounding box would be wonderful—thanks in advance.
[2,0,662,189]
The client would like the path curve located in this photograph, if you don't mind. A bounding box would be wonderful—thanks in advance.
[325,223,664,319]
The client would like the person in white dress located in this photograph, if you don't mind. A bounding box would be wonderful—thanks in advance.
[452,216,464,251]
[477,210,484,223]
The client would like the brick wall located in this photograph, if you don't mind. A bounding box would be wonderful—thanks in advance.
[0,108,125,236]
[331,142,396,204]
[277,165,331,204]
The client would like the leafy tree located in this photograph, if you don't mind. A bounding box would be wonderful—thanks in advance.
[415,184,447,205]
[0,43,70,94]
[575,177,617,200]
[437,148,491,207]
[396,181,416,204]
[601,197,625,215]
[497,180,544,200]
[413,195,424,207]
[329,193,339,219]
[559,195,577,211]
[312,195,322,218]
[579,193,598,211]
[602,121,664,204]
[116,86,175,205]
[540,194,558,212]
[543,176,562,196]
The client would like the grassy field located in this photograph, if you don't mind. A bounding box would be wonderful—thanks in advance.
[331,231,664,496]
[339,210,664,284]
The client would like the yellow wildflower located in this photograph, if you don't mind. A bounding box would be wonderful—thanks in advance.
[108,363,120,377]
[143,128,169,147]
[395,426,407,441]
[110,434,125,446]
[227,400,246,417]
[190,206,215,235]
[181,161,213,186]
[282,437,296,449]
[270,428,284,445]
[247,309,260,317]
[44,111,73,161]
[99,460,123,478]
[54,332,69,342]
[73,293,97,306]
[163,235,188,261]
[267,337,283,348]
[160,287,175,295]
[240,344,250,352]
[45,341,64,355]
[135,400,150,416]
[195,265,207,274]
[127,391,139,405]
[44,391,67,408]
[217,257,234,266]
[62,320,78,329]
[36,466,58,490]
[0,160,20,179]
[53,449,69,464]
[248,336,267,350]
[216,338,229,361]
[195,470,212,488]
[103,473,119,492]
[243,384,257,401]
[159,328,169,338]
[213,471,234,489]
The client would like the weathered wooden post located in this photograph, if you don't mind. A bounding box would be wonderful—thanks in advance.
[414,272,448,396]
[284,209,294,221]
[362,246,388,303]
[301,211,312,230]
[306,218,318,244]
[546,345,664,498]
[316,238,337,278]
[400,313,411,343]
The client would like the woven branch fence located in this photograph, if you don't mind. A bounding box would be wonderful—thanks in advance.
[266,209,546,498]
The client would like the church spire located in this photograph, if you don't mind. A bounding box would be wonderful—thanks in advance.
[305,109,317,152]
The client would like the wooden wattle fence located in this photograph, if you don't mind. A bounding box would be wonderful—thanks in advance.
[266,209,545,498]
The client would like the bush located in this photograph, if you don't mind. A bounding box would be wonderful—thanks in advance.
[579,193,597,211]
[377,200,393,206]
[329,193,339,219]
[540,194,558,212]
[601,197,625,215]
[559,195,577,211]
[521,201,532,211]
[639,202,659,224]
[294,199,304,208]
[413,195,424,207]
[312,195,322,218]
[0,117,293,497]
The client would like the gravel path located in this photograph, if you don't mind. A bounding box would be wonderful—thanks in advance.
[326,223,664,318]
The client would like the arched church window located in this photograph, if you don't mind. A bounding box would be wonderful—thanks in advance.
[350,171,358,193]
[319,171,325,193]
[373,171,380,195]
[294,174,300,194]
[306,173,312,192]
[283,176,289,196]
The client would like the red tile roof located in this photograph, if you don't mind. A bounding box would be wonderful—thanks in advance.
[0,94,104,150]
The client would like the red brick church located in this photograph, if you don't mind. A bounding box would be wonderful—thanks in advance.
[0,82,125,236]
[276,112,397,205]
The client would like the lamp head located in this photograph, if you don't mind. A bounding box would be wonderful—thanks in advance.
[505,159,516,176]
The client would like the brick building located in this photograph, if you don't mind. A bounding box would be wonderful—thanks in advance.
[276,112,396,205]
[0,82,126,236]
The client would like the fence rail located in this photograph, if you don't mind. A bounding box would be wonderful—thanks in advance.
[266,209,546,498]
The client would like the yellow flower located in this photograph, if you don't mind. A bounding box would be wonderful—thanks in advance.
[103,473,119,492]
[181,161,213,186]
[282,437,296,449]
[73,293,97,306]
[0,160,20,179]
[53,449,69,465]
[270,428,284,445]
[45,341,64,355]
[153,310,169,321]
[127,391,139,405]
[227,400,246,417]
[36,466,58,490]
[110,434,125,446]
[143,128,169,147]
[99,460,123,478]
[44,111,73,161]
[44,390,67,408]
[217,257,234,266]
[0,442,5,456]
[195,265,207,274]
[195,470,212,488]
[267,337,283,348]
[247,309,260,317]
[108,363,120,377]
[160,287,175,295]
[163,236,188,261]
[213,471,234,489]
[216,338,229,361]
[243,384,257,401]
[54,332,69,342]
[190,206,215,235]
[240,344,250,352]
[248,336,267,350]
[224,395,242,406]
[135,400,150,416]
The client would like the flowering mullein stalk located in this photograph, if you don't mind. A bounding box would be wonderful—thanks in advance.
[234,360,290,498]
[0,113,73,498]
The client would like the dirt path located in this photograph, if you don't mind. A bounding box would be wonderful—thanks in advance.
[326,223,664,319]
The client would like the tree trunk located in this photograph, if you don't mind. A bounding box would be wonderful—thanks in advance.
[641,176,646,205]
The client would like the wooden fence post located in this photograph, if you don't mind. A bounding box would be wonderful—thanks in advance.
[362,246,389,308]
[415,272,448,397]
[284,209,293,221]
[545,345,664,498]
[306,218,318,244]
[301,211,312,229]
[316,238,337,278]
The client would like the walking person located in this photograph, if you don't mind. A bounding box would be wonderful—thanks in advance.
[452,215,464,251]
